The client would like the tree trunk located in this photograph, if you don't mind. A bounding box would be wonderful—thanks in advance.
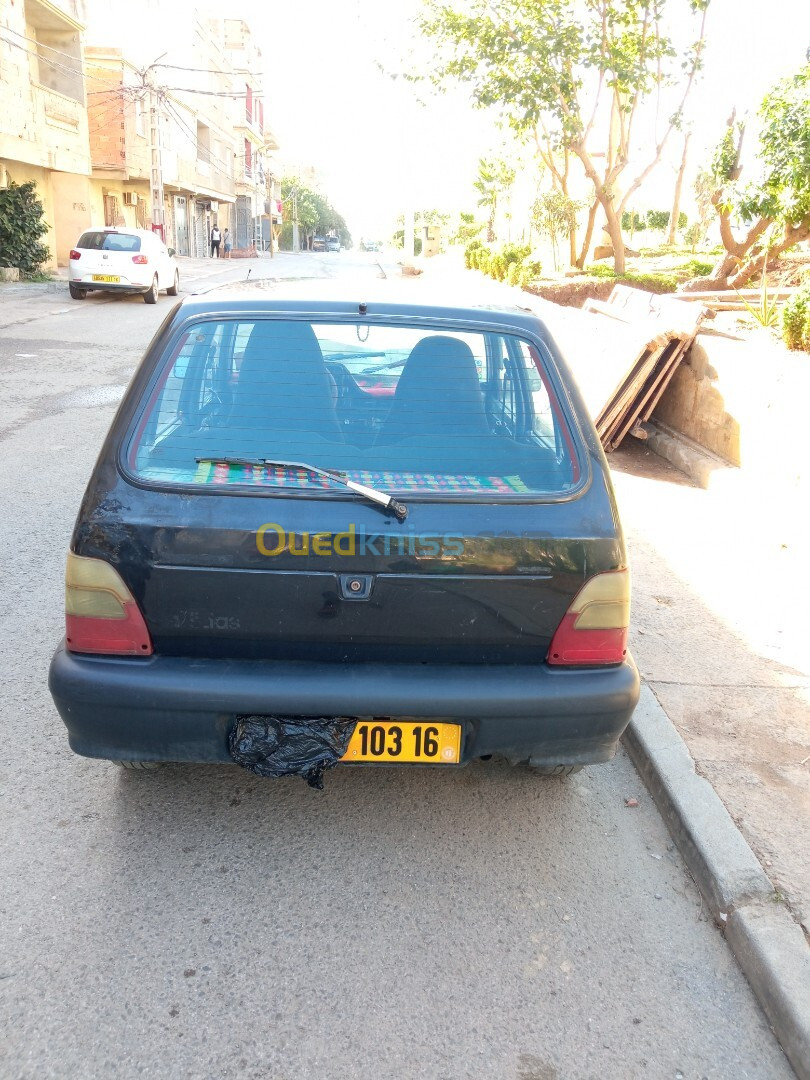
[576,199,599,268]
[667,132,690,246]
[728,218,810,290]
[604,201,626,275]
[571,145,626,274]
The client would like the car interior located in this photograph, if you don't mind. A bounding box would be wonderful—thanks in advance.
[134,319,579,495]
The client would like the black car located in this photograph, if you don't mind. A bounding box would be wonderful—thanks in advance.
[49,297,639,786]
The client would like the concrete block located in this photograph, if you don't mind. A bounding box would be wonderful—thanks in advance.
[0,267,20,282]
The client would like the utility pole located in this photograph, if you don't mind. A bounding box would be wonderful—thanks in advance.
[403,206,415,264]
[268,173,275,259]
[148,88,165,235]
[144,59,166,238]
[292,184,300,253]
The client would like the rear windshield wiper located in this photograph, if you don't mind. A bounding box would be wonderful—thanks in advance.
[196,456,408,521]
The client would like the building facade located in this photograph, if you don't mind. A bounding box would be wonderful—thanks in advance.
[0,0,277,266]
[0,0,93,266]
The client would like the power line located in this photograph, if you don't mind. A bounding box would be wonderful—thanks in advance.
[153,62,263,77]
[0,26,110,84]
[162,86,262,99]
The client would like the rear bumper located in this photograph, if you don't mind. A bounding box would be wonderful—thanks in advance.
[71,280,150,294]
[48,644,640,767]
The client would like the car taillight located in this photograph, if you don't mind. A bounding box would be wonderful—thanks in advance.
[547,569,630,666]
[69,249,81,260]
[65,553,153,656]
[132,254,149,264]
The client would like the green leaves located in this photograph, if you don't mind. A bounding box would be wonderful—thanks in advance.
[0,181,50,275]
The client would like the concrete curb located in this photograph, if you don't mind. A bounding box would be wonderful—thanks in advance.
[642,421,732,489]
[624,684,810,1079]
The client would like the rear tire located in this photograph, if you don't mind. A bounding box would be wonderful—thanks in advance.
[68,284,86,300]
[114,760,161,771]
[143,276,158,304]
[166,270,179,296]
[525,764,583,776]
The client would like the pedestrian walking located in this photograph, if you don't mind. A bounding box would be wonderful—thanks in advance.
[223,229,232,259]
[210,225,221,258]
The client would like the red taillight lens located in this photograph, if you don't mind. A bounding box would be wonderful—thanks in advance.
[547,570,630,666]
[69,249,81,260]
[132,254,149,264]
[64,553,153,656]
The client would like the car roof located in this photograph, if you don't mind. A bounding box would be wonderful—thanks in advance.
[77,228,157,240]
[171,294,550,335]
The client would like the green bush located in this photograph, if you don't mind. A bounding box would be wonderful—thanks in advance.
[501,242,531,266]
[646,209,670,231]
[681,258,714,277]
[782,286,810,351]
[505,261,520,286]
[488,253,507,281]
[623,271,679,293]
[464,238,483,268]
[477,247,492,273]
[586,263,617,279]
[0,180,50,276]
[621,211,646,233]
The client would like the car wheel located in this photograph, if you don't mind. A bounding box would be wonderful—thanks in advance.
[68,284,86,300]
[167,270,179,297]
[114,760,162,771]
[524,763,583,776]
[143,276,159,304]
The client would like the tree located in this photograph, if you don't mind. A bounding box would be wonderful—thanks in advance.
[279,177,351,250]
[418,0,710,274]
[452,211,483,245]
[0,180,50,275]
[473,157,515,243]
[685,62,810,290]
[646,209,671,231]
[667,131,691,245]
[532,191,580,271]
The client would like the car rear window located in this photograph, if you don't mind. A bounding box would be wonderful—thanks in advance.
[77,231,142,252]
[128,318,581,498]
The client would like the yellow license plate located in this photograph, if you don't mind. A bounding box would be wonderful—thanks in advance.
[92,274,120,282]
[342,721,461,764]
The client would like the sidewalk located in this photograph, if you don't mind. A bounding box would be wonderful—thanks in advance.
[413,254,810,933]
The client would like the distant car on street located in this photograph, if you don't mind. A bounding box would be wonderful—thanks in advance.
[311,235,327,251]
[68,228,179,304]
[364,240,381,252]
[49,295,638,783]
[325,236,341,252]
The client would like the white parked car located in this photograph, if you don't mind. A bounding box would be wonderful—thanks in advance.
[68,228,179,304]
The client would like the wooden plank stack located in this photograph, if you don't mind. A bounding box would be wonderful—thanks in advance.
[582,285,710,451]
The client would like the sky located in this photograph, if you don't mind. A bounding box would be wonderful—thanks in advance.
[245,0,808,241]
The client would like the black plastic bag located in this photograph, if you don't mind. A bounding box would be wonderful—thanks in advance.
[229,715,357,789]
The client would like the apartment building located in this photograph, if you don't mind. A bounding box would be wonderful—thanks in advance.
[0,0,92,266]
[223,18,278,252]
[1,0,276,265]
[80,3,244,257]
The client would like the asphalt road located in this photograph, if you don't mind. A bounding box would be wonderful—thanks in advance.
[0,254,791,1080]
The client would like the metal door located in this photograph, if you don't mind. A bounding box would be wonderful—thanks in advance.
[173,196,190,256]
